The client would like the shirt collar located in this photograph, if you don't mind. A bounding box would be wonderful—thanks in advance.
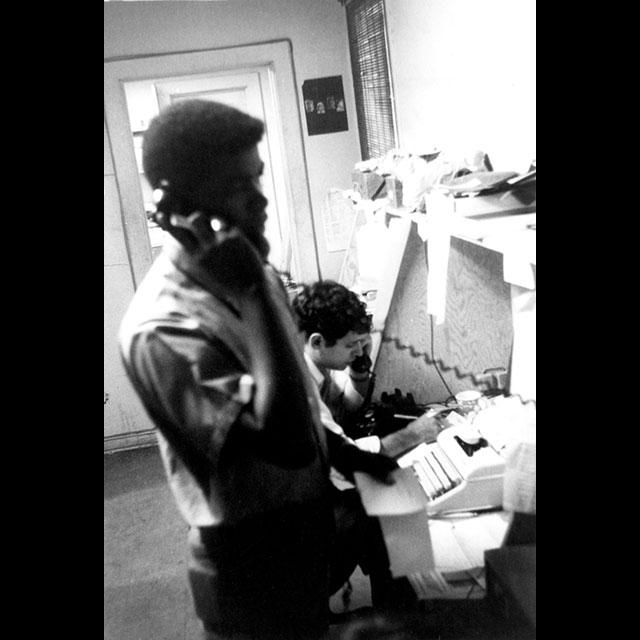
[304,352,328,390]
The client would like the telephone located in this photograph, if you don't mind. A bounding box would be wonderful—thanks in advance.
[150,181,227,252]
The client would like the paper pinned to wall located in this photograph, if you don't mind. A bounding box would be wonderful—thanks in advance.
[321,188,357,253]
[421,192,454,325]
[425,231,451,325]
[503,251,536,290]
[338,200,386,292]
[509,285,536,401]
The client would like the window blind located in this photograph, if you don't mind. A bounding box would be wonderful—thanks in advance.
[346,0,397,160]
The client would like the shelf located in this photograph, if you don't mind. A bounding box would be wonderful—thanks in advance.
[385,205,536,266]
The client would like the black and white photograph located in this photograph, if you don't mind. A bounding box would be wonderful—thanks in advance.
[105,2,536,639]
[302,76,349,136]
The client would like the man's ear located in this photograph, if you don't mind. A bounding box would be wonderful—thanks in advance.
[309,332,325,350]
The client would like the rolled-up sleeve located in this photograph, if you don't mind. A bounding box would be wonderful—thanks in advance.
[129,326,251,465]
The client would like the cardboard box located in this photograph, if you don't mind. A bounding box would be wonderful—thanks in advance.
[352,170,386,200]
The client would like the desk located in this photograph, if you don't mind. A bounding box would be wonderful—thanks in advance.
[378,524,535,640]
[406,510,511,601]
[407,518,535,640]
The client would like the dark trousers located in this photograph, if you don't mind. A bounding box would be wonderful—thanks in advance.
[188,499,333,640]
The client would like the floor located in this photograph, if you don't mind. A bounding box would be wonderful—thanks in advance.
[104,446,533,640]
[104,446,373,640]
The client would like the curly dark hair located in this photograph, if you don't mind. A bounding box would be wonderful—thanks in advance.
[291,280,371,346]
[142,99,264,197]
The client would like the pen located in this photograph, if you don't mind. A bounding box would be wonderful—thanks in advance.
[393,414,418,421]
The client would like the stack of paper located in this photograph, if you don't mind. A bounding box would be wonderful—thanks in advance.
[354,468,433,578]
[354,468,511,599]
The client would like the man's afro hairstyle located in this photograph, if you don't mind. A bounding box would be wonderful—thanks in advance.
[142,99,265,191]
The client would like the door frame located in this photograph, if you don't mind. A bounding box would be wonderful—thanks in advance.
[104,40,321,287]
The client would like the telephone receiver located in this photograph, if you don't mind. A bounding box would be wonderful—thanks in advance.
[350,349,372,375]
[151,180,227,252]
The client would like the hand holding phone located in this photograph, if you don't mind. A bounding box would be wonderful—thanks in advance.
[152,186,266,292]
[350,335,373,375]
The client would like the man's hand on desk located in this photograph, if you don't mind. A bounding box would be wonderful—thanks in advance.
[380,414,440,458]
[333,444,398,485]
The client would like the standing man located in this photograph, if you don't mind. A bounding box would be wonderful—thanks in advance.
[118,100,396,640]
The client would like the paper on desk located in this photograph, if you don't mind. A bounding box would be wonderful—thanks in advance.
[407,512,510,599]
[354,467,429,516]
[428,511,510,580]
[503,439,536,514]
[378,509,435,578]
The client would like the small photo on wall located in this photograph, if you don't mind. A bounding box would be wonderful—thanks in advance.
[302,75,348,136]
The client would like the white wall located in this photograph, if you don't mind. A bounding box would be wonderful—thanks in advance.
[385,0,536,172]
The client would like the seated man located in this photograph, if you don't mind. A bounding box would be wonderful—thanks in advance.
[291,279,375,437]
[292,280,414,611]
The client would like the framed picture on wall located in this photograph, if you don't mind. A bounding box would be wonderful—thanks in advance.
[302,75,348,136]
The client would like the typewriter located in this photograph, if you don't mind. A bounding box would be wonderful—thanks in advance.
[397,411,506,516]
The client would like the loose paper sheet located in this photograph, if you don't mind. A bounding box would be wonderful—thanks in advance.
[407,511,511,599]
[432,512,510,574]
[503,251,536,290]
[421,192,454,325]
[322,189,356,253]
[378,510,435,577]
[509,285,536,402]
[355,468,435,578]
[355,468,510,587]
[503,440,536,513]
[354,467,429,516]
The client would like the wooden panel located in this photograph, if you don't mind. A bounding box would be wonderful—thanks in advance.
[373,225,513,405]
